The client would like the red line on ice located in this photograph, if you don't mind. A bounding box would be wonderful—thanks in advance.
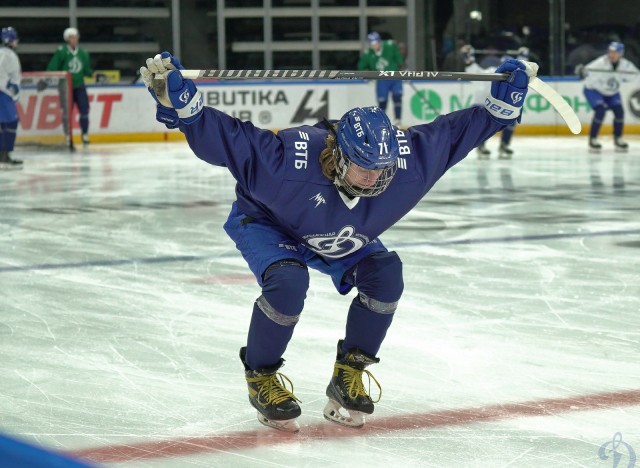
[68,388,640,464]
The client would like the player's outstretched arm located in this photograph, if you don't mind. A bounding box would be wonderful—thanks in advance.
[140,52,285,203]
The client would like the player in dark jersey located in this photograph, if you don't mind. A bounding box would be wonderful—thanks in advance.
[140,52,535,432]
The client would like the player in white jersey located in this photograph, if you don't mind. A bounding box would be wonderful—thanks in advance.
[140,51,535,432]
[0,27,22,168]
[579,41,639,152]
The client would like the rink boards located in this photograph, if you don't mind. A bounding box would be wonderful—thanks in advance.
[16,77,640,144]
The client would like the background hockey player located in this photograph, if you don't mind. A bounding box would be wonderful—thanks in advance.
[460,44,495,159]
[0,27,22,168]
[140,51,536,433]
[357,32,405,126]
[47,27,93,146]
[577,41,639,152]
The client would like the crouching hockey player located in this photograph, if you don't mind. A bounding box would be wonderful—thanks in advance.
[140,52,536,432]
[578,41,640,152]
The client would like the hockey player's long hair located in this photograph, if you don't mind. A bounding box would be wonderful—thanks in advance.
[319,124,338,181]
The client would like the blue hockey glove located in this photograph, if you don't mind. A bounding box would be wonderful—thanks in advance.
[156,105,179,129]
[484,59,536,125]
[140,51,203,125]
[7,82,20,102]
[574,64,588,79]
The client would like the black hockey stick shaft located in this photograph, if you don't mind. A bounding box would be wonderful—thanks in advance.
[180,69,510,82]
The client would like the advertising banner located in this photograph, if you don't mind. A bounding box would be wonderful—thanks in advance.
[17,79,640,139]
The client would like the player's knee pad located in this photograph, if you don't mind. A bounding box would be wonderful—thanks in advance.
[611,104,624,119]
[593,105,606,121]
[354,251,404,313]
[257,259,309,326]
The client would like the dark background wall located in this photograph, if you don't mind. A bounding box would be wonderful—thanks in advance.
[4,0,639,80]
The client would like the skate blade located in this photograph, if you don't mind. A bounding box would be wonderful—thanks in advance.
[256,412,300,432]
[323,400,365,428]
[614,147,628,153]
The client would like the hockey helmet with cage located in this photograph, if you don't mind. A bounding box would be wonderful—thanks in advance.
[334,106,399,197]
[608,41,624,55]
[1,27,18,47]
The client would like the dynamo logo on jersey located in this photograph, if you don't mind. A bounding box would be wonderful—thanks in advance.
[304,226,369,258]
[179,89,190,103]
[68,57,82,74]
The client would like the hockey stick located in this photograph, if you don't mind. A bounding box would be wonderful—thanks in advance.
[177,68,581,134]
[581,68,639,75]
[180,69,508,82]
[527,77,581,134]
[474,49,521,55]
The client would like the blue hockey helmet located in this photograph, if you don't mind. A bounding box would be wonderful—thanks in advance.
[367,32,381,45]
[334,106,399,197]
[1,27,18,46]
[608,41,624,55]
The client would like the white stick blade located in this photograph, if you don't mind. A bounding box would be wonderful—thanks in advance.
[527,77,582,135]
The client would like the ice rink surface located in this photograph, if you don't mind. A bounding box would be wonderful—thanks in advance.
[1,134,639,467]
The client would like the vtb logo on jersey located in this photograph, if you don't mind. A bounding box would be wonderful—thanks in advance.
[510,91,523,104]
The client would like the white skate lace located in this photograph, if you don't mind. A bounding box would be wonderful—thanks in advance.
[247,372,301,405]
[336,363,382,403]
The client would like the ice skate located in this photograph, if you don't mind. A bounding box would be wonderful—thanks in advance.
[498,143,513,159]
[589,138,602,153]
[82,134,90,146]
[324,340,381,428]
[240,347,301,432]
[0,151,23,170]
[477,143,490,160]
[614,136,628,153]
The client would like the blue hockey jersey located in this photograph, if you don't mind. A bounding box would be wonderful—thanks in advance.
[180,106,504,259]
